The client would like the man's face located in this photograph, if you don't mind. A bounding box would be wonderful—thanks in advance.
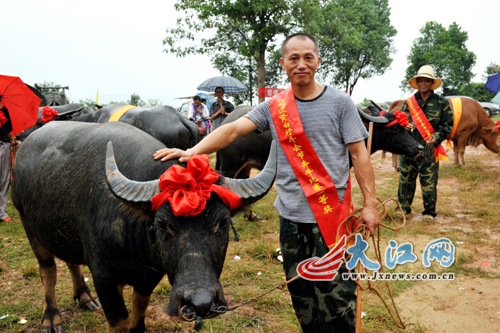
[416,77,434,94]
[279,37,321,88]
[193,99,201,108]
[215,89,224,99]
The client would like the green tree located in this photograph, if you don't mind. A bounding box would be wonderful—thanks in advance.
[163,0,314,103]
[128,93,145,106]
[458,82,494,102]
[482,62,500,81]
[148,99,162,107]
[78,98,96,111]
[35,81,64,93]
[316,0,396,96]
[402,21,476,95]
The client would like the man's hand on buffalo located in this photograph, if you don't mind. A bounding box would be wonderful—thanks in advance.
[154,148,193,163]
[405,123,414,132]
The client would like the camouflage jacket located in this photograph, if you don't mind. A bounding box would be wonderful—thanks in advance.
[401,91,453,146]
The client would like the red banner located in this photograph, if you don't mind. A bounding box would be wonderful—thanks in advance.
[258,87,286,98]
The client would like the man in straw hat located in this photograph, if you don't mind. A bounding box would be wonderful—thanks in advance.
[397,65,453,220]
[154,32,379,332]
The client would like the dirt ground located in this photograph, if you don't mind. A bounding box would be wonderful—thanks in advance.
[366,146,500,333]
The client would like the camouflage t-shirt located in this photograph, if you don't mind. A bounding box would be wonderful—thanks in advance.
[401,91,453,146]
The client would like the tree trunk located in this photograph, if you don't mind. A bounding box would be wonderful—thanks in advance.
[257,50,266,104]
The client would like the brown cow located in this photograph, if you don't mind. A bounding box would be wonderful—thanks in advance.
[388,97,500,169]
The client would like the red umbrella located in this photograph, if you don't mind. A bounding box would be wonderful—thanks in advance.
[0,75,41,135]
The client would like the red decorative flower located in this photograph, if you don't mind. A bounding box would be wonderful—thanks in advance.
[40,106,58,123]
[496,120,500,132]
[151,155,242,215]
[0,110,6,127]
[379,110,387,116]
[393,111,409,127]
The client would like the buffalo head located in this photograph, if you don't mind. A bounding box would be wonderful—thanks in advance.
[357,106,423,158]
[105,141,277,320]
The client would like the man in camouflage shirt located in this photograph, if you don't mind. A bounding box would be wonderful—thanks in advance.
[398,65,453,219]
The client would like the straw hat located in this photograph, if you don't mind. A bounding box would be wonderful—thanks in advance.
[408,65,442,90]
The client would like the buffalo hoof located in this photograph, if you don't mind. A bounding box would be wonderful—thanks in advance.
[80,298,101,311]
[42,323,63,333]
[248,213,262,222]
[75,290,101,311]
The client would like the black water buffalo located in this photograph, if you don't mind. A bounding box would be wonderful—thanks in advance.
[12,121,276,332]
[16,103,90,141]
[73,103,200,150]
[217,105,423,220]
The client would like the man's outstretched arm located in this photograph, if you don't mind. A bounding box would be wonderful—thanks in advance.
[154,116,258,162]
[347,140,379,235]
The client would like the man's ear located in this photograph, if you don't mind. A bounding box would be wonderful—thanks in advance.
[279,58,285,70]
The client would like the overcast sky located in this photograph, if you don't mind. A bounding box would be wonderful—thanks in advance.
[2,0,498,108]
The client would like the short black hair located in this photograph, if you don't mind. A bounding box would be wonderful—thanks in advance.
[281,33,319,58]
[193,95,201,101]
[201,98,207,103]
[215,87,224,93]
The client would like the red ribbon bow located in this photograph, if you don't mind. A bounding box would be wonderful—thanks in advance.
[496,120,500,132]
[382,110,409,128]
[0,110,6,127]
[393,111,409,127]
[151,155,242,216]
[41,106,58,123]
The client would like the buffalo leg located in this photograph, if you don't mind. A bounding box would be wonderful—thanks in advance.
[92,277,130,333]
[236,167,261,221]
[452,140,460,166]
[66,263,101,310]
[128,289,151,333]
[457,137,468,167]
[29,240,63,333]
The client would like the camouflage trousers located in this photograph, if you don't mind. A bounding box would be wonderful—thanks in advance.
[397,154,439,217]
[279,216,356,333]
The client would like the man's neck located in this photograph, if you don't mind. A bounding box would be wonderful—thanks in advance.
[420,90,432,101]
[292,82,324,100]
[217,97,224,104]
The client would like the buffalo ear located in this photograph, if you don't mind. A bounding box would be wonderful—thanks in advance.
[481,127,497,134]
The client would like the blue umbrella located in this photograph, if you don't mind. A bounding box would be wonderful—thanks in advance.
[485,73,500,94]
[197,76,248,94]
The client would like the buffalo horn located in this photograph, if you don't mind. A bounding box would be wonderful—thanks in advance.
[105,141,161,202]
[370,100,385,112]
[222,141,277,206]
[357,106,389,124]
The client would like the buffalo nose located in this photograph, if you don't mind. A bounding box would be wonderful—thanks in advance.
[183,288,216,317]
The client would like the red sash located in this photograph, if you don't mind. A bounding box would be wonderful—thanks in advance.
[407,95,449,162]
[269,87,355,249]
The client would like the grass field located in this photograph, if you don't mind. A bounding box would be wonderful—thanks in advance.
[1,138,499,332]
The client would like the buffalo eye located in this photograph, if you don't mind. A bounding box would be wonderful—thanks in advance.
[214,216,231,234]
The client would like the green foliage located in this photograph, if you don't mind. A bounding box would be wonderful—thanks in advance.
[127,93,145,107]
[458,82,494,102]
[147,98,161,107]
[34,81,63,93]
[163,0,317,103]
[316,0,396,95]
[77,98,96,111]
[483,62,500,81]
[360,98,372,108]
[402,21,476,95]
